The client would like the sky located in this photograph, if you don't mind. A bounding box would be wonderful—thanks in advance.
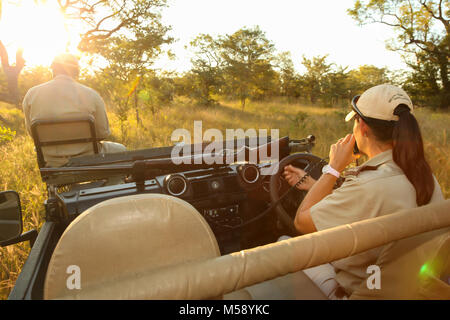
[0,0,407,73]
[153,0,407,73]
[0,1,80,66]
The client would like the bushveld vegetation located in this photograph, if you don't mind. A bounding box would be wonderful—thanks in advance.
[0,0,448,299]
[0,99,448,299]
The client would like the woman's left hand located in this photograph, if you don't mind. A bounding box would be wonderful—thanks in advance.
[283,165,316,191]
[329,134,358,173]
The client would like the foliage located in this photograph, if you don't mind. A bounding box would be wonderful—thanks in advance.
[187,34,224,106]
[297,57,388,107]
[0,99,449,299]
[402,50,444,108]
[274,52,301,99]
[59,0,172,56]
[18,66,52,99]
[138,74,175,114]
[220,26,276,109]
[0,126,15,144]
[184,34,395,109]
[348,0,449,109]
[300,55,334,104]
[186,27,277,109]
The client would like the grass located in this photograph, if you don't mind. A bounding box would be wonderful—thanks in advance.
[0,99,449,299]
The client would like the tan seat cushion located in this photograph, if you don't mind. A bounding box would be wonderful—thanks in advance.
[350,227,450,299]
[44,194,220,299]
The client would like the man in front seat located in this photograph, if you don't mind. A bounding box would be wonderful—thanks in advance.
[22,53,126,167]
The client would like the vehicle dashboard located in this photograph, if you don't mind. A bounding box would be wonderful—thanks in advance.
[57,162,282,254]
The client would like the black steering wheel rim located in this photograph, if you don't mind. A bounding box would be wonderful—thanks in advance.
[269,153,325,235]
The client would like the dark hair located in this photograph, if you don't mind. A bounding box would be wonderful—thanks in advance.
[365,104,434,206]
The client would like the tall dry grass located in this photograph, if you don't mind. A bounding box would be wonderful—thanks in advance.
[0,100,448,299]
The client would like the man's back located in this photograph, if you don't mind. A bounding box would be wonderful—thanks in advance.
[23,75,110,138]
[23,75,111,167]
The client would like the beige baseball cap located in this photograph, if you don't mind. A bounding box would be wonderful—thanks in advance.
[345,84,413,122]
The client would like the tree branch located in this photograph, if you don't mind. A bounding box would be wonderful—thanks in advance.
[420,0,450,34]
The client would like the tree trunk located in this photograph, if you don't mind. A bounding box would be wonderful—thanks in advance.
[437,52,450,109]
[0,41,25,108]
[134,88,140,127]
[241,96,246,110]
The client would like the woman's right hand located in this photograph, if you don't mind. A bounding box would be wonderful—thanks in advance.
[282,165,317,191]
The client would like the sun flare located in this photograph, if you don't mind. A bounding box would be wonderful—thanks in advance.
[0,1,81,67]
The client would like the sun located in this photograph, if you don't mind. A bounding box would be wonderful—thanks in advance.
[0,1,81,67]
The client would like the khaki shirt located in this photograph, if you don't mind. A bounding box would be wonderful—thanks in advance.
[22,75,111,166]
[310,150,444,295]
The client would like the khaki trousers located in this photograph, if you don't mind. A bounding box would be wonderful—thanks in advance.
[99,141,127,154]
[278,235,348,300]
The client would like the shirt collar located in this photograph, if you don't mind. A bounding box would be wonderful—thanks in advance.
[53,74,75,82]
[361,149,393,167]
[344,149,393,177]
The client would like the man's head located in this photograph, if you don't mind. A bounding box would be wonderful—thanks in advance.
[51,53,80,79]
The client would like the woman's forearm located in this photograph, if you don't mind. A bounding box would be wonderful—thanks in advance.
[299,174,337,212]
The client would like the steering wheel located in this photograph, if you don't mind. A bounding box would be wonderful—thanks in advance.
[269,153,325,235]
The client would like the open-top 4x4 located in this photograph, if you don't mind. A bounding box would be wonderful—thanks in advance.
[1,128,449,300]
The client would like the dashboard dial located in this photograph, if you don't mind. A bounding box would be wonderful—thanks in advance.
[165,175,188,196]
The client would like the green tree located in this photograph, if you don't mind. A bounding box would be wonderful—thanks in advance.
[301,55,333,104]
[0,0,172,121]
[18,66,53,98]
[82,65,137,140]
[348,65,389,93]
[67,0,173,129]
[58,0,172,55]
[274,52,301,99]
[348,0,449,109]
[219,26,276,109]
[403,50,443,107]
[188,34,224,106]
[0,0,24,124]
[324,66,350,107]
[138,73,175,115]
[0,43,24,109]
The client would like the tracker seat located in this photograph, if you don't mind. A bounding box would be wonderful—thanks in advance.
[31,116,100,169]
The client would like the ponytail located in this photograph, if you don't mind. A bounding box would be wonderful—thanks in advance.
[391,105,434,206]
[365,105,435,206]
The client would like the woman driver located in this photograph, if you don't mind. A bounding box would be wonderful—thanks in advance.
[283,84,444,299]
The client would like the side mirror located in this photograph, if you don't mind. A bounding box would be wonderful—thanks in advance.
[0,191,37,248]
[0,191,23,243]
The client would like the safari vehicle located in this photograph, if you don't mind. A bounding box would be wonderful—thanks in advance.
[1,119,449,300]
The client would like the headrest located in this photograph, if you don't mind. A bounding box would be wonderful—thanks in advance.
[44,194,220,299]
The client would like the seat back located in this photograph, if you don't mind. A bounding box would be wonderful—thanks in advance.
[44,194,220,300]
[31,116,99,168]
[350,227,450,299]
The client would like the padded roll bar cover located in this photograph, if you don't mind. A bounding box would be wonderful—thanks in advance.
[47,198,450,300]
[44,194,220,300]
